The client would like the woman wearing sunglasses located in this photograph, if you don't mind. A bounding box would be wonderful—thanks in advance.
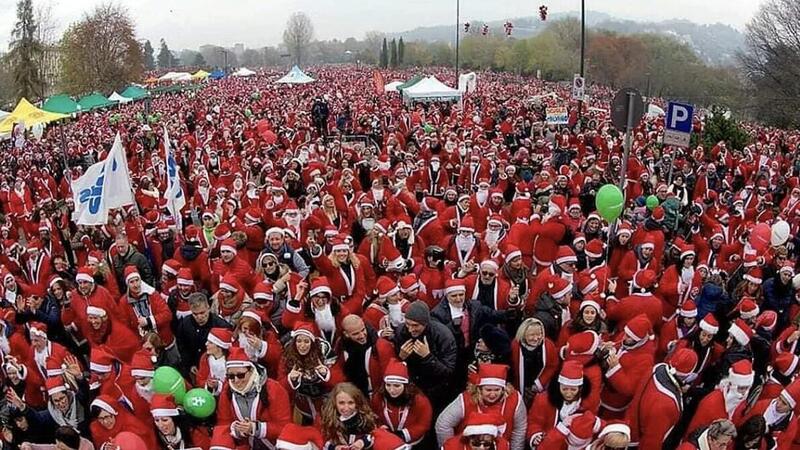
[254,251,303,324]
[320,382,406,450]
[216,346,292,449]
[370,358,432,447]
[441,412,509,450]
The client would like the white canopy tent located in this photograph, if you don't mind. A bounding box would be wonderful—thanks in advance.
[384,81,403,92]
[458,72,477,93]
[276,66,315,84]
[646,103,665,118]
[158,71,192,82]
[108,92,133,104]
[0,110,8,120]
[402,76,462,103]
[233,67,257,77]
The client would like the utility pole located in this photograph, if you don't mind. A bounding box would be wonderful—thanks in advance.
[455,0,460,80]
[577,0,586,128]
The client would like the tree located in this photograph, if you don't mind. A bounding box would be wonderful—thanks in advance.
[702,106,751,151]
[390,38,398,67]
[283,12,314,67]
[193,52,206,67]
[380,37,388,68]
[158,39,173,69]
[364,31,385,62]
[739,0,800,127]
[143,40,155,70]
[9,0,44,100]
[60,3,143,95]
[241,49,263,67]
[398,37,405,65]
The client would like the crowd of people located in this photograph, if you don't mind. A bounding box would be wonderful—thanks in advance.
[0,64,799,450]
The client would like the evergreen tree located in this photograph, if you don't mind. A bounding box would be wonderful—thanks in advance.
[157,38,172,69]
[143,40,155,70]
[193,52,206,67]
[380,37,388,68]
[9,0,43,99]
[390,38,398,67]
[398,37,405,65]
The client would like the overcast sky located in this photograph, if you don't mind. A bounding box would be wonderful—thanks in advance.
[0,0,765,51]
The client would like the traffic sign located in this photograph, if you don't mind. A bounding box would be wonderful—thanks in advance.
[572,74,585,101]
[611,88,644,131]
[663,101,694,148]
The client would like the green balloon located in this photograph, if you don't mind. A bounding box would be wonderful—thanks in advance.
[646,195,659,210]
[423,123,434,134]
[182,388,216,418]
[153,367,186,403]
[595,184,625,222]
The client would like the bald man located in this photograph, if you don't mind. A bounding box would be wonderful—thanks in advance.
[341,314,396,396]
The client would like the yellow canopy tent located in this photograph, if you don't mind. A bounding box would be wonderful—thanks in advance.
[0,98,68,134]
[192,70,210,79]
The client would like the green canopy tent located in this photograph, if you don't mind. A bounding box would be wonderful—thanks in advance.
[396,75,424,92]
[42,94,81,114]
[77,93,116,111]
[121,85,150,100]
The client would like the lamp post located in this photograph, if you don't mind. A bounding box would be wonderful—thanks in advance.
[455,0,460,80]
[577,0,586,127]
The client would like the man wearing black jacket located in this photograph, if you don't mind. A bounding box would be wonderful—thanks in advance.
[175,292,231,378]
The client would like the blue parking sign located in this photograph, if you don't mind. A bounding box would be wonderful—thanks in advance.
[664,101,694,147]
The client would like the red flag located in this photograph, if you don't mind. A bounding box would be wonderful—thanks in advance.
[373,70,385,95]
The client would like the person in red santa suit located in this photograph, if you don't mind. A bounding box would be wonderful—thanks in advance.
[283,277,351,350]
[443,217,489,271]
[440,193,472,236]
[370,358,433,447]
[460,259,519,311]
[215,346,292,449]
[457,153,491,193]
[684,359,754,436]
[434,364,527,449]
[150,393,212,450]
[537,409,605,450]
[525,194,570,274]
[309,235,372,315]
[441,411,510,450]
[88,345,138,411]
[526,360,596,448]
[196,327,233,395]
[606,269,663,333]
[362,276,409,335]
[418,154,450,197]
[84,305,140,363]
[657,242,702,321]
[21,240,52,290]
[414,197,447,251]
[123,349,160,421]
[232,309,282,378]
[26,321,74,381]
[211,238,255,294]
[529,245,579,303]
[756,352,799,403]
[390,220,426,271]
[85,250,122,299]
[747,380,800,438]
[8,178,36,237]
[626,347,699,449]
[615,237,659,298]
[61,267,125,337]
[598,314,656,420]
[89,394,158,450]
[678,418,738,450]
[173,224,212,292]
[356,219,407,277]
[117,266,175,354]
[659,300,699,359]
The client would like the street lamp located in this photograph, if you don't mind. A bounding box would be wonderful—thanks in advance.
[455,0,460,79]
[577,0,586,126]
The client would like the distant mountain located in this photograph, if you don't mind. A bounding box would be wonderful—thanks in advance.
[389,11,744,66]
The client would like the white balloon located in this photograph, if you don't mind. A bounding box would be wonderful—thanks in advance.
[771,220,791,247]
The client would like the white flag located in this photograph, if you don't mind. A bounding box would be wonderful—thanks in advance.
[102,133,135,209]
[163,127,186,228]
[71,132,135,225]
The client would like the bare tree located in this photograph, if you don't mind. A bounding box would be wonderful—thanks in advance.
[739,0,800,127]
[364,31,386,61]
[283,12,314,67]
[35,1,58,47]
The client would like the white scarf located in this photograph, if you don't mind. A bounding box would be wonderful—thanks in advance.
[763,398,788,427]
[208,354,227,382]
[559,400,579,421]
[450,304,464,320]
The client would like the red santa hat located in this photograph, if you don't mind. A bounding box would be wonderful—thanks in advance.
[309,277,332,297]
[28,322,48,339]
[444,278,466,296]
[150,394,180,418]
[554,246,577,266]
[383,358,409,385]
[330,236,349,252]
[727,360,755,387]
[162,259,181,277]
[48,275,63,289]
[89,347,116,373]
[124,266,141,284]
[558,360,584,387]
[597,422,631,441]
[632,270,657,292]
[477,363,508,387]
[781,381,800,409]
[743,268,763,285]
[729,319,753,346]
[176,268,194,286]
[214,224,231,241]
[219,238,237,254]
[462,412,502,438]
[584,239,604,259]
[86,305,107,317]
[266,227,284,238]
[565,331,600,357]
[184,225,201,242]
[738,298,760,320]
[46,377,68,397]
[624,314,653,342]
[699,314,719,334]
[547,276,572,300]
[459,216,475,233]
[87,251,104,265]
[679,243,696,259]
[291,322,317,341]
[679,300,698,318]
[503,244,522,264]
[226,346,254,370]
[219,275,240,293]
[399,274,419,293]
[557,411,602,446]
[276,423,324,450]
[549,194,567,215]
[130,350,155,378]
[240,309,264,326]
[90,395,119,416]
[376,276,400,298]
[76,267,95,284]
[252,283,274,303]
[208,327,233,349]
[773,353,800,378]
[667,348,699,377]
[780,262,795,276]
[379,242,404,271]
[616,222,632,236]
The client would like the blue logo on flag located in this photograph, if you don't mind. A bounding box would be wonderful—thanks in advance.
[167,154,183,199]
[78,167,106,214]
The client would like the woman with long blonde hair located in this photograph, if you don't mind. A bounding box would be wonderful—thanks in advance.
[321,382,406,449]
